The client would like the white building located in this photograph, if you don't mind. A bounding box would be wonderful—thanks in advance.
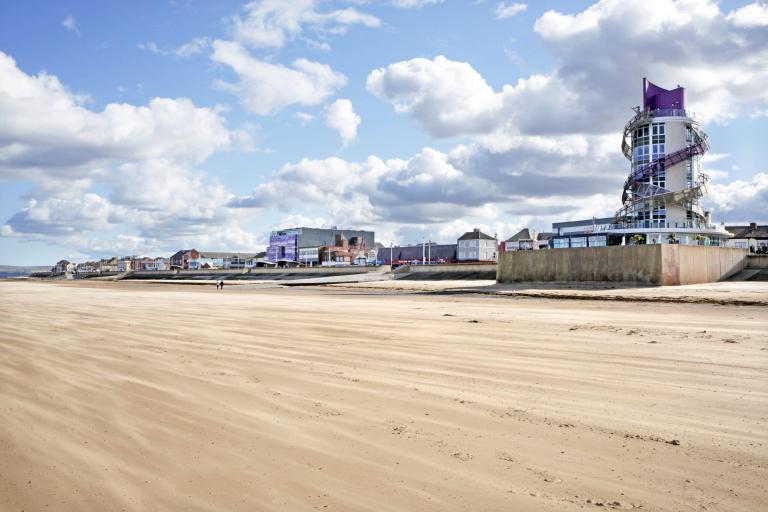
[457,228,497,262]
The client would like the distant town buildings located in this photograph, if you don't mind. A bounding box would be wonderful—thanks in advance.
[46,219,765,274]
[267,227,375,266]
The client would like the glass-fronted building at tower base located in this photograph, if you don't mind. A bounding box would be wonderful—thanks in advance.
[552,79,731,249]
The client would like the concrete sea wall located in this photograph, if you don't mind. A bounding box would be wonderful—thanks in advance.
[497,245,748,286]
[395,263,497,280]
[746,255,768,269]
[671,246,746,285]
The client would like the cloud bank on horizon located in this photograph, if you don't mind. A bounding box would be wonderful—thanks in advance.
[0,0,765,263]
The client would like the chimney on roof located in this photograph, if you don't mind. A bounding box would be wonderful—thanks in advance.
[473,228,479,233]
[750,222,757,231]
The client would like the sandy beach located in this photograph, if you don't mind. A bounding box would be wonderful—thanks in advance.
[0,280,766,511]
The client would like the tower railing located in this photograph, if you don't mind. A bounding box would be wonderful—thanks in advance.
[621,108,698,160]
[597,221,728,232]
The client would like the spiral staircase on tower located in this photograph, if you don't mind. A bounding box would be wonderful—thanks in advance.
[614,108,710,224]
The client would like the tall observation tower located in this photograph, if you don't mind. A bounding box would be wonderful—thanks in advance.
[607,79,730,245]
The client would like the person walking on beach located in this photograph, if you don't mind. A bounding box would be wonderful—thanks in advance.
[215,281,220,290]
[219,280,225,290]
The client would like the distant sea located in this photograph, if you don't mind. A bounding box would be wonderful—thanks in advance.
[0,266,49,278]
[0,272,30,279]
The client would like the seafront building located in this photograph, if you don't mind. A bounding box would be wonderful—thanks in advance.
[726,223,768,251]
[502,228,552,251]
[52,260,75,274]
[267,227,375,266]
[457,228,498,262]
[552,79,731,248]
[551,218,615,249]
[170,249,199,270]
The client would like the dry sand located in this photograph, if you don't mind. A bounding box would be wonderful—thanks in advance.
[327,279,768,305]
[0,280,766,511]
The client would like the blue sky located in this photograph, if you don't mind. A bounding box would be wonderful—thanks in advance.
[0,0,765,265]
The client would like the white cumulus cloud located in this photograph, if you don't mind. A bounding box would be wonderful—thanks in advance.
[211,39,347,115]
[139,37,211,58]
[367,55,503,138]
[0,51,260,257]
[62,15,80,36]
[494,3,527,19]
[232,0,380,49]
[391,0,444,8]
[726,2,768,27]
[324,99,361,146]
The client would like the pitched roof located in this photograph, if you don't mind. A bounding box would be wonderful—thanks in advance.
[170,249,195,259]
[458,228,496,241]
[725,224,768,239]
[507,228,538,242]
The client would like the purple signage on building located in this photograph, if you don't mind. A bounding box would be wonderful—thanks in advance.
[267,231,298,262]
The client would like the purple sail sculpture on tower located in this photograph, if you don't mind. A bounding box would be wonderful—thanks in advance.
[642,78,685,110]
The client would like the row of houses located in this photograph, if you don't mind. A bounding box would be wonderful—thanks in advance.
[52,256,170,275]
[51,227,543,273]
[50,222,766,274]
[52,251,269,275]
